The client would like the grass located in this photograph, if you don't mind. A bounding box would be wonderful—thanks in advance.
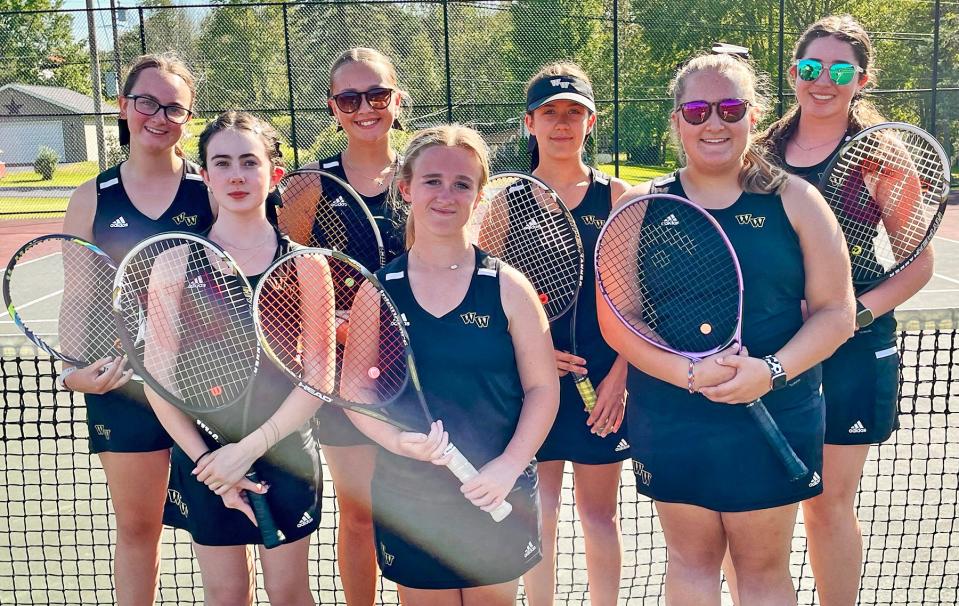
[0,162,99,188]
[0,197,70,216]
[598,163,673,184]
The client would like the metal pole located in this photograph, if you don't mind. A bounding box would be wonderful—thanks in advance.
[110,0,121,80]
[282,4,299,167]
[442,0,453,123]
[930,0,941,138]
[86,0,107,171]
[137,7,146,54]
[776,0,785,117]
[612,0,620,177]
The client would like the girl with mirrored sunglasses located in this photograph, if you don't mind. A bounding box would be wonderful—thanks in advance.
[758,15,935,606]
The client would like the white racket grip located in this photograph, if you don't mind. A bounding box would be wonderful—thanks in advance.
[443,443,513,522]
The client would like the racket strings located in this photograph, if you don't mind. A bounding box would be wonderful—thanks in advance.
[477,177,582,320]
[119,239,258,410]
[824,128,948,281]
[10,238,120,363]
[597,198,739,354]
[277,171,384,270]
[255,251,409,410]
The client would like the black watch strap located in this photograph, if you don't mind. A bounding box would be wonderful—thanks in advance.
[763,355,788,391]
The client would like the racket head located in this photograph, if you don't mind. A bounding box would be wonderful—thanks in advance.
[253,247,421,430]
[819,122,950,286]
[3,234,121,365]
[112,232,259,415]
[472,172,584,321]
[275,169,386,270]
[595,194,743,358]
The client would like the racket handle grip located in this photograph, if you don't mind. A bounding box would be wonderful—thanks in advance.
[443,443,513,523]
[745,399,809,482]
[574,375,598,412]
[245,470,286,548]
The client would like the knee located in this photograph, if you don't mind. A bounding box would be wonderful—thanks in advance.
[204,580,253,606]
[803,491,858,529]
[668,541,725,576]
[338,502,374,536]
[264,576,311,604]
[113,512,163,545]
[577,502,619,535]
[727,544,790,580]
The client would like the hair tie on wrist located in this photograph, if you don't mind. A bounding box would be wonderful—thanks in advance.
[194,449,213,465]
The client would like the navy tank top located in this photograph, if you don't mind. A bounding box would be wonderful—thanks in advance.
[317,153,405,264]
[372,248,525,496]
[92,161,213,262]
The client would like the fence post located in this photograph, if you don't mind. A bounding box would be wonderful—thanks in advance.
[86,0,107,171]
[612,0,620,177]
[931,0,940,138]
[776,0,785,117]
[442,0,453,123]
[137,7,146,54]
[282,4,299,167]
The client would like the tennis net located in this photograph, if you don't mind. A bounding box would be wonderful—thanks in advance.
[1,308,956,605]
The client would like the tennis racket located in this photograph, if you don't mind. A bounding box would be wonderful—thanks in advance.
[596,194,808,481]
[819,122,949,325]
[275,169,386,271]
[253,247,513,522]
[473,172,597,411]
[112,232,284,547]
[3,234,141,373]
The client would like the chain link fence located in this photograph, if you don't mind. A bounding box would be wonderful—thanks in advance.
[1,0,957,218]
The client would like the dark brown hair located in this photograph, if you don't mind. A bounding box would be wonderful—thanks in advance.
[197,110,284,170]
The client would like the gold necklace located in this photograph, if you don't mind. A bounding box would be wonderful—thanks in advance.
[343,155,397,186]
[791,134,844,152]
[412,248,471,271]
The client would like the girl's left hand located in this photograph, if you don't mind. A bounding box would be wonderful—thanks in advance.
[585,368,627,437]
[194,443,258,495]
[460,454,524,513]
[698,351,771,404]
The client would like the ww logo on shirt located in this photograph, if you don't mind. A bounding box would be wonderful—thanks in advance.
[460,312,490,328]
[735,213,766,228]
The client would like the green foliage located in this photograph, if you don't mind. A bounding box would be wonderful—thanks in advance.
[104,133,128,167]
[33,146,59,180]
[0,0,89,91]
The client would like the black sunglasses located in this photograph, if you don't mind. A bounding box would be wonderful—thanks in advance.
[328,87,394,114]
[676,98,750,125]
[124,94,192,124]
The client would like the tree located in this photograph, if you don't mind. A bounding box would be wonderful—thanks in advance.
[0,0,89,92]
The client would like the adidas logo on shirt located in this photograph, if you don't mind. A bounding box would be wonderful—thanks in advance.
[808,471,822,488]
[331,196,348,208]
[524,540,537,558]
[109,216,129,228]
[848,420,867,434]
[188,275,205,289]
[296,511,314,528]
[614,439,630,452]
[523,218,541,231]
[660,214,679,226]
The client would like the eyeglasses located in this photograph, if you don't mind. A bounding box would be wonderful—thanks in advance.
[328,87,394,114]
[123,95,192,124]
[794,59,864,86]
[676,98,750,125]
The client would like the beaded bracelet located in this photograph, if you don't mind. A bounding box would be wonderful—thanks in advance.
[687,360,696,394]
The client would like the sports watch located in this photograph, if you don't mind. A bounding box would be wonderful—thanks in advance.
[855,299,874,329]
[762,355,787,391]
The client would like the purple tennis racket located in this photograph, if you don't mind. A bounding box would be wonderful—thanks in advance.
[596,193,808,481]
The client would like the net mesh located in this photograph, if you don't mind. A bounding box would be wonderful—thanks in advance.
[1,309,957,605]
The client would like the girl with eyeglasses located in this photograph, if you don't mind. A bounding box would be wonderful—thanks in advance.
[291,47,408,606]
[597,53,855,604]
[759,15,934,605]
[517,61,631,606]
[59,53,215,604]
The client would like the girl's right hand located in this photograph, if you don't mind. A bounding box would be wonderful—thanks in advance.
[554,349,587,378]
[63,356,134,394]
[394,420,455,466]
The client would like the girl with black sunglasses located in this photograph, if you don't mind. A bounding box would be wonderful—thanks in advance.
[759,15,934,605]
[598,53,855,604]
[292,46,408,606]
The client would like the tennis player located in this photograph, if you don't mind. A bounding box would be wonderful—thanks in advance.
[518,61,631,606]
[344,125,559,605]
[759,15,935,605]
[286,47,409,606]
[59,53,214,605]
[597,53,855,604]
[148,111,325,605]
